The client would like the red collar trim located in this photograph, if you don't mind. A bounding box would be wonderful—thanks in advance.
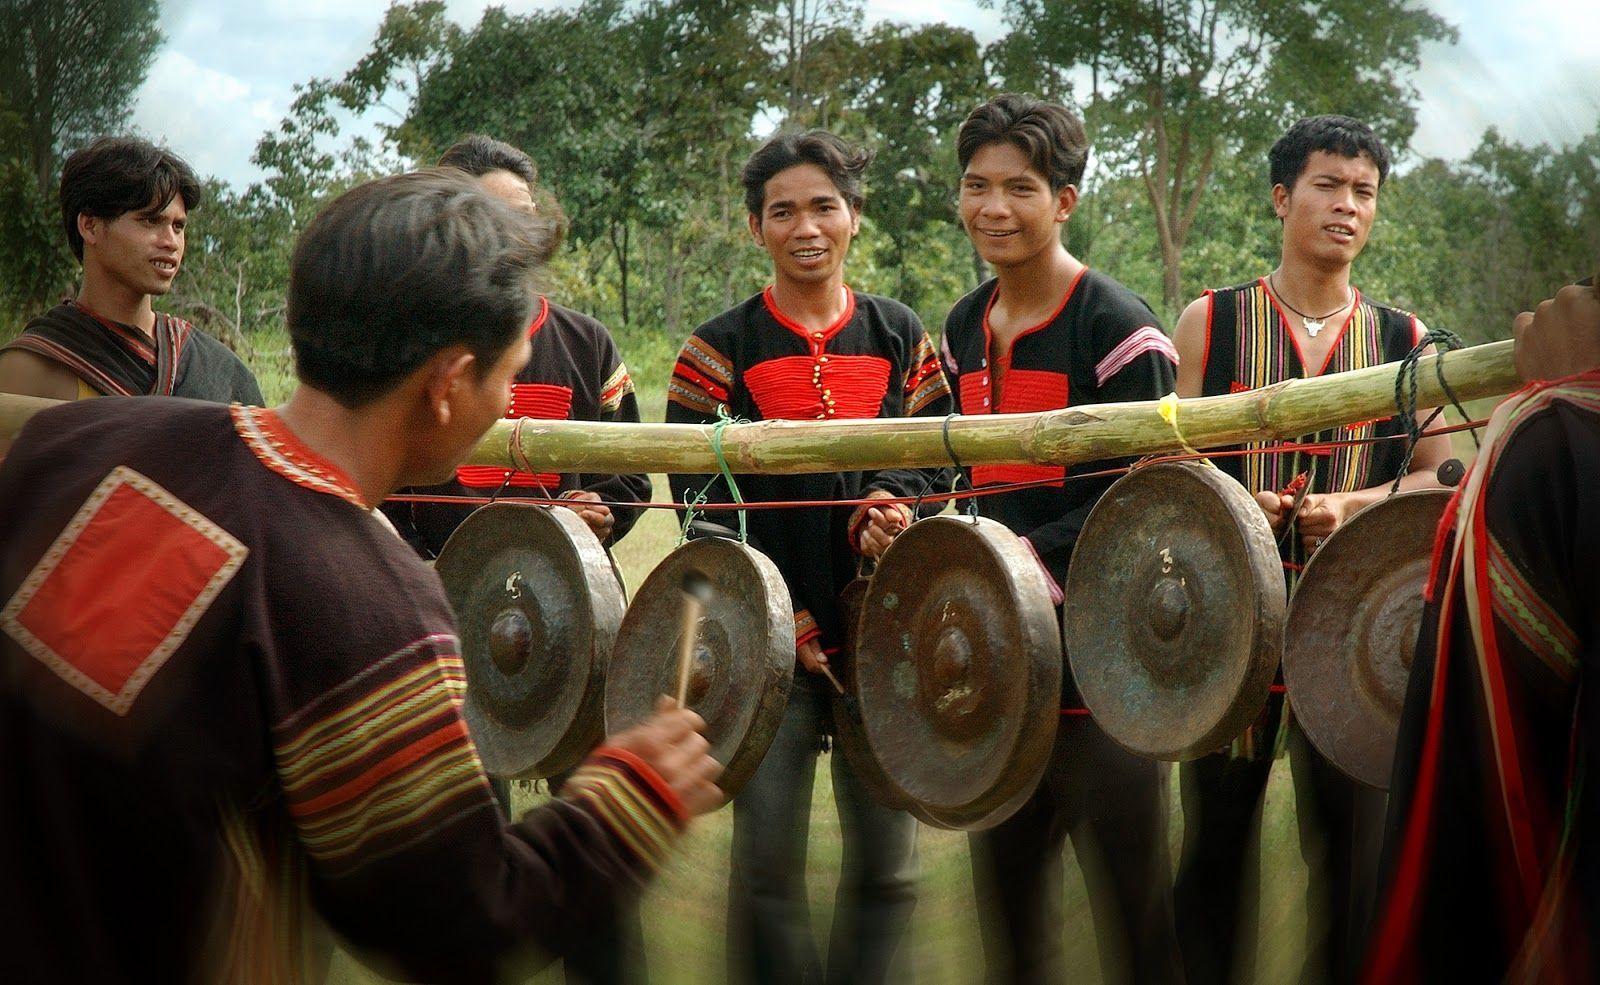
[231,405,367,509]
[527,296,551,338]
[762,285,856,349]
[1257,276,1362,377]
[981,266,1087,367]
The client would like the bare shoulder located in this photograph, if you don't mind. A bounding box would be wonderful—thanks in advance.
[0,348,87,401]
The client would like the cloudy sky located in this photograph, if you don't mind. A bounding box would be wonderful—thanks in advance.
[133,0,1600,188]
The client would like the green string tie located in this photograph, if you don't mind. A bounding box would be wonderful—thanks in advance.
[679,405,749,546]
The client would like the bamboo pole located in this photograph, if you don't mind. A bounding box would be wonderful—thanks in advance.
[1,340,1518,473]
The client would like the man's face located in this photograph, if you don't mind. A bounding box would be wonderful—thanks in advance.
[418,329,531,484]
[748,163,860,288]
[477,169,537,216]
[959,141,1074,269]
[83,195,187,296]
[1274,150,1381,269]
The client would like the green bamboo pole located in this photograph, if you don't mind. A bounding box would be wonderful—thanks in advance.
[1,340,1518,473]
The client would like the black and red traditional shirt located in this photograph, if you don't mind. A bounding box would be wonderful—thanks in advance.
[942,269,1177,708]
[666,286,952,653]
[0,397,683,983]
[1198,278,1425,576]
[2,299,262,403]
[386,297,650,556]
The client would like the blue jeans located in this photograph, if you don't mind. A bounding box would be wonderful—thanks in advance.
[727,675,919,985]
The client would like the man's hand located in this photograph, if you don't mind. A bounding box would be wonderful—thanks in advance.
[857,490,911,559]
[796,638,829,674]
[604,698,723,817]
[1254,489,1292,532]
[559,490,615,542]
[1296,492,1355,554]
[1513,282,1600,383]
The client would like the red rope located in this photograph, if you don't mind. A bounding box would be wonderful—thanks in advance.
[388,417,1486,513]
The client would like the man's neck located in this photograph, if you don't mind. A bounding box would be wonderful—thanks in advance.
[77,269,156,338]
[992,243,1083,320]
[1271,253,1353,313]
[769,276,848,333]
[277,387,407,509]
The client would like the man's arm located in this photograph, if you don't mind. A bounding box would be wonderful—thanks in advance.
[1172,295,1210,400]
[0,348,85,401]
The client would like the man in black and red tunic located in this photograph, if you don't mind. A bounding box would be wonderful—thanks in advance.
[666,131,951,985]
[0,169,721,983]
[385,135,649,555]
[1364,280,1600,983]
[0,137,261,409]
[1169,116,1450,985]
[940,93,1183,984]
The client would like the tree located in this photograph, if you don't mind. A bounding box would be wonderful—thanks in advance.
[992,0,1455,310]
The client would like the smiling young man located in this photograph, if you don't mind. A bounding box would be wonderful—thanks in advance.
[665,131,951,985]
[1169,115,1449,985]
[940,93,1183,985]
[0,169,721,984]
[0,137,261,405]
[385,135,649,556]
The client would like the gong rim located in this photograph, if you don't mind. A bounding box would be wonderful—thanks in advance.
[830,575,916,813]
[436,503,624,780]
[1283,489,1450,790]
[1064,461,1284,761]
[604,537,795,800]
[854,515,1062,829]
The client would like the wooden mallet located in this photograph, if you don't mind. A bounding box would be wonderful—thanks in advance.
[675,570,713,708]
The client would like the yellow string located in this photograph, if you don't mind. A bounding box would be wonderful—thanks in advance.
[1157,392,1213,466]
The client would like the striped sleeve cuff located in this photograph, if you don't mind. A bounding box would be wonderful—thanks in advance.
[560,746,687,872]
[794,608,821,649]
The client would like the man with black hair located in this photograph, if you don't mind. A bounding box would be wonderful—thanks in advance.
[666,130,951,985]
[0,136,261,405]
[1170,114,1449,985]
[940,92,1184,985]
[0,169,721,984]
[385,134,649,554]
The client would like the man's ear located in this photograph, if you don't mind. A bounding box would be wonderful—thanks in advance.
[77,213,102,250]
[1272,183,1291,220]
[849,205,862,236]
[422,346,478,426]
[747,211,764,246]
[1056,185,1079,223]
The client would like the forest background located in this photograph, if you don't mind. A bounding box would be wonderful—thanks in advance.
[4,0,1598,411]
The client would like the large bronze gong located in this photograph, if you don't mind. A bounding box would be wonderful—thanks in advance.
[435,503,625,780]
[853,516,1062,831]
[1283,489,1450,789]
[605,536,794,800]
[1064,462,1284,761]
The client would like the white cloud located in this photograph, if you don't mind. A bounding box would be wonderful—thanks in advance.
[128,51,279,182]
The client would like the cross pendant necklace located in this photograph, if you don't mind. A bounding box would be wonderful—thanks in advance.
[1269,273,1351,337]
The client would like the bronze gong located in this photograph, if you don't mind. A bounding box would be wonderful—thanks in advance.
[435,503,625,780]
[829,570,916,814]
[605,536,795,800]
[1064,461,1284,761]
[853,516,1062,831]
[1283,489,1450,789]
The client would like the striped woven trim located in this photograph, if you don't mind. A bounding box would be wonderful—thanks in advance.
[2,335,129,396]
[560,750,684,872]
[794,608,820,648]
[274,636,493,876]
[1094,326,1177,386]
[903,334,951,415]
[600,361,635,413]
[1486,531,1579,683]
[232,405,367,509]
[155,313,194,395]
[669,336,733,415]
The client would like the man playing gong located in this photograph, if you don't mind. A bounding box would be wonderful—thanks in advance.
[0,169,722,983]
[940,93,1185,984]
[384,134,650,556]
[665,130,951,984]
[1170,114,1451,985]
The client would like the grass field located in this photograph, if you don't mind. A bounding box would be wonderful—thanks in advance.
[328,485,1318,985]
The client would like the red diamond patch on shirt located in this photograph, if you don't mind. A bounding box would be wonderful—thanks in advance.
[1,466,247,715]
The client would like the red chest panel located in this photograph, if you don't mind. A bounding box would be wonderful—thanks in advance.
[962,368,1070,487]
[744,354,890,421]
[457,382,572,489]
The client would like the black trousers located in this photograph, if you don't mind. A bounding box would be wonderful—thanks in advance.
[969,717,1184,985]
[1173,703,1387,985]
[493,775,650,985]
